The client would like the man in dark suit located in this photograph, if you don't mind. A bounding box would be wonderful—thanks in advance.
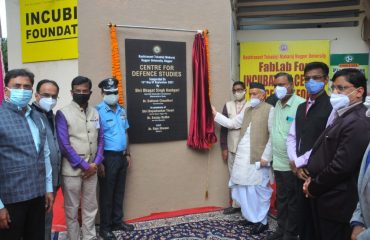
[303,69,370,240]
[350,96,370,240]
[285,62,332,240]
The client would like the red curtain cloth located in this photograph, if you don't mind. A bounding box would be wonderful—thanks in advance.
[187,33,217,150]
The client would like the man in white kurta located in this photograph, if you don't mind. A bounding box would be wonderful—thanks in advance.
[213,82,274,234]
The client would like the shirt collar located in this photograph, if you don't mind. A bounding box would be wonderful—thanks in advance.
[4,100,31,114]
[24,105,32,117]
[337,101,362,117]
[278,94,296,108]
[102,101,121,113]
[307,98,315,105]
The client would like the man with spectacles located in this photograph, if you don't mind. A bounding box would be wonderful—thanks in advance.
[56,76,104,240]
[31,79,62,240]
[0,69,53,240]
[286,62,332,240]
[350,96,370,240]
[96,78,134,240]
[303,68,370,240]
[220,81,248,215]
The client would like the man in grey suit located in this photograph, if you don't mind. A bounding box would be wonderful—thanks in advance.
[351,96,370,240]
[31,79,62,240]
[0,69,53,240]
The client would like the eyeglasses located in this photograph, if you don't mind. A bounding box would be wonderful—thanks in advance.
[304,75,326,82]
[39,93,59,99]
[330,85,354,92]
[105,91,118,95]
[232,89,245,93]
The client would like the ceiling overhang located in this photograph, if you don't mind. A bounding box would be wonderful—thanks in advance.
[234,0,366,30]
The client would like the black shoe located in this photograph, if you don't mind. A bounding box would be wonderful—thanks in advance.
[251,222,268,235]
[223,207,241,215]
[112,222,135,231]
[239,219,256,226]
[265,230,283,240]
[100,230,117,240]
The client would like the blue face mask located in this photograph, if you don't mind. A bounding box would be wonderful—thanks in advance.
[7,88,33,108]
[305,79,325,95]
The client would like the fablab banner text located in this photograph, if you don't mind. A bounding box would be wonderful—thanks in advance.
[240,40,330,99]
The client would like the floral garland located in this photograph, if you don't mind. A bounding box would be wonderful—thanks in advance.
[203,29,212,199]
[110,23,124,105]
[203,29,211,97]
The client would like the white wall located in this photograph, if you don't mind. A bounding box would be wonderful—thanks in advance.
[5,0,78,110]
[237,24,370,90]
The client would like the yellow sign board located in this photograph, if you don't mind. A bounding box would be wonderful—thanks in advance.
[20,0,78,63]
[240,40,330,99]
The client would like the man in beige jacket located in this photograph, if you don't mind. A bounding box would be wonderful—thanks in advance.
[56,76,104,240]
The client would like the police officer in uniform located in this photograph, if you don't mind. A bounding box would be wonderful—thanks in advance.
[96,78,134,240]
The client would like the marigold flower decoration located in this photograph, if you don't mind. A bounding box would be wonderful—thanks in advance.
[203,29,211,98]
[110,23,124,105]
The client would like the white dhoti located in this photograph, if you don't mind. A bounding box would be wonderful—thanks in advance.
[214,108,274,224]
[231,168,272,224]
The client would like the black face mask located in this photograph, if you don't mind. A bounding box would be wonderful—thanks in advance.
[73,93,91,106]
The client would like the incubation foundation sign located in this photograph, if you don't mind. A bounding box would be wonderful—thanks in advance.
[125,39,187,143]
[20,0,78,62]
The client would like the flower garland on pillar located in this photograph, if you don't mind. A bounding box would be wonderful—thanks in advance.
[203,29,212,199]
[109,23,124,105]
[203,29,211,98]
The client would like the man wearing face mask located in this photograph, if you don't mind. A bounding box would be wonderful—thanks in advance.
[267,72,304,240]
[350,95,370,240]
[220,81,248,215]
[96,78,134,240]
[351,95,370,240]
[0,69,53,240]
[302,68,370,240]
[56,76,104,240]
[286,61,332,240]
[31,79,62,240]
[212,82,274,235]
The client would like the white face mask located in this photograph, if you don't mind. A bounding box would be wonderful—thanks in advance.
[104,94,119,105]
[39,97,57,112]
[250,97,261,108]
[233,91,245,101]
[330,93,349,110]
[364,96,370,117]
[275,86,288,99]
[330,88,357,110]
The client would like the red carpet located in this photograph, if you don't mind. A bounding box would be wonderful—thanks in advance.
[127,206,223,223]
[52,189,67,232]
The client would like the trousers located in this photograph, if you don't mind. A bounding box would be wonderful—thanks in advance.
[99,151,129,232]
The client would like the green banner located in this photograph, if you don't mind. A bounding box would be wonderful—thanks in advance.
[330,53,369,79]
